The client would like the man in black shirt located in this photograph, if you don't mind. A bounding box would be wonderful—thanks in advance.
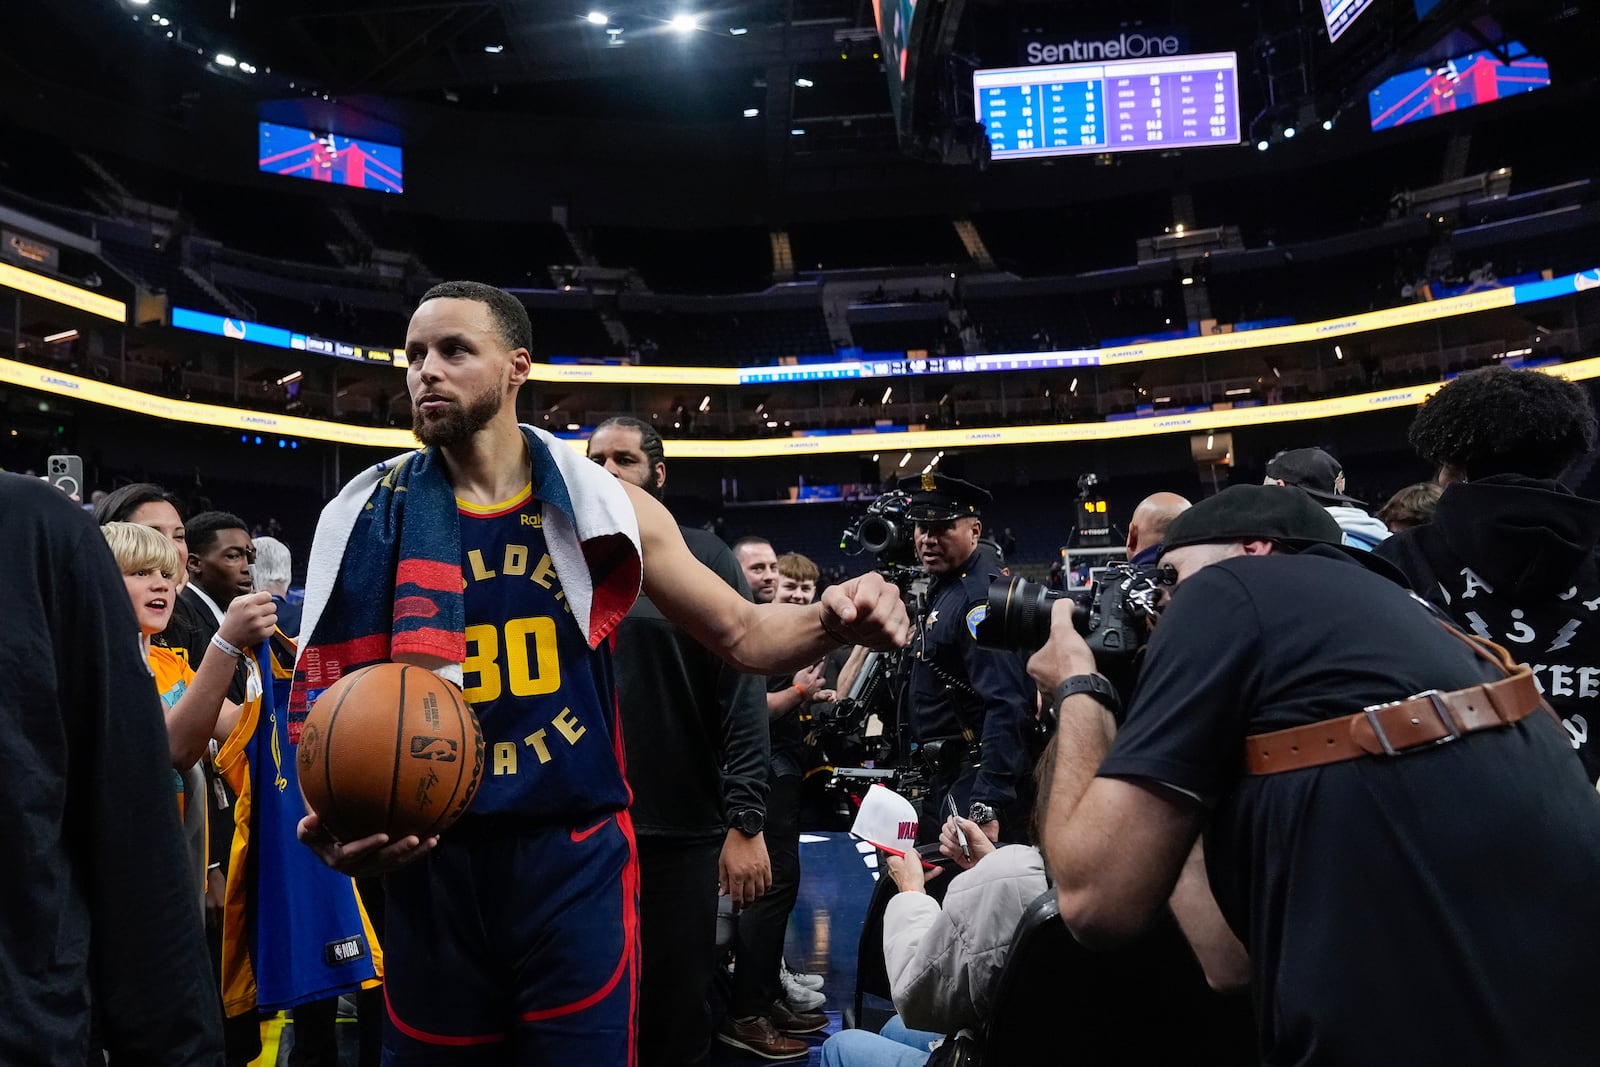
[0,473,222,1066]
[1031,484,1600,1066]
[1376,367,1600,782]
[587,417,778,1065]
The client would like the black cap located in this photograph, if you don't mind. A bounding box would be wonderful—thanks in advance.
[1264,447,1365,506]
[1163,484,1409,585]
[897,473,991,522]
[1164,484,1342,551]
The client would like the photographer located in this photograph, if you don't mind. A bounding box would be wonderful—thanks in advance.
[1030,485,1600,1065]
[902,474,1036,844]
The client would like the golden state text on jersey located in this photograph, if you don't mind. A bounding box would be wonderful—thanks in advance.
[457,486,629,822]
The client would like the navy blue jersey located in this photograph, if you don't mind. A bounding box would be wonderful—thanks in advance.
[458,486,630,823]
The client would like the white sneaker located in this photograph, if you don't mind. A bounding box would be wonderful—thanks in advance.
[781,960,824,992]
[782,982,826,1012]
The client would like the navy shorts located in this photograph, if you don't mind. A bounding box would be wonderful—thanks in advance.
[380,811,640,1065]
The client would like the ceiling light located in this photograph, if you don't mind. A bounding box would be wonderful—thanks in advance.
[790,127,805,135]
[1069,377,1078,392]
[898,451,912,468]
[795,77,814,87]
[276,370,303,386]
[239,62,256,73]
[669,13,700,32]
[1181,276,1194,286]
[1206,433,1214,449]
[214,52,238,67]
[1322,118,1335,131]
[1282,126,1296,139]
[698,395,711,412]
[1225,387,1252,396]
[1335,344,1344,360]
[483,44,504,53]
[585,11,608,25]
[44,329,79,343]
[130,0,150,4]
[729,26,748,35]
[743,107,760,118]
[880,386,893,404]
[1256,139,1269,151]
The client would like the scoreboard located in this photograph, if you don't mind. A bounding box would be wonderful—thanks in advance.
[974,52,1240,161]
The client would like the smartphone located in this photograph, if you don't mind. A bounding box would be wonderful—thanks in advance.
[47,454,85,503]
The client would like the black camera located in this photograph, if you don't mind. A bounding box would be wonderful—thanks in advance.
[974,564,1162,662]
[840,489,917,568]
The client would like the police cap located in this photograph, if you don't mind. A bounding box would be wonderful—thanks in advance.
[897,473,991,523]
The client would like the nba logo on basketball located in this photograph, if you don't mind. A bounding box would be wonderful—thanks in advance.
[410,737,459,762]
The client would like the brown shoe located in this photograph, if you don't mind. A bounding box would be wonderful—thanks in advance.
[767,997,829,1036]
[716,1015,808,1060]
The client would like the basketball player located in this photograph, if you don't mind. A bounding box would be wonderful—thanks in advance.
[295,281,910,1065]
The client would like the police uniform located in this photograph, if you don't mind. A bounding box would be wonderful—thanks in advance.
[902,474,1038,843]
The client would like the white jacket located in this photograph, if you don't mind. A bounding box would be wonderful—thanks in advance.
[882,845,1049,1035]
[1325,504,1390,551]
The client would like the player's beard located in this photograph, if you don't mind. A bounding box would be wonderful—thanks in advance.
[412,383,503,447]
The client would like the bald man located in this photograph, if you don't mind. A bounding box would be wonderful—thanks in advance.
[1126,492,1191,565]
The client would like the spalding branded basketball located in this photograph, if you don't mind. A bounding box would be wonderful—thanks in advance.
[298,662,484,841]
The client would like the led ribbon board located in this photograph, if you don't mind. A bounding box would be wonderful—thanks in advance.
[7,355,1597,457]
[0,261,126,322]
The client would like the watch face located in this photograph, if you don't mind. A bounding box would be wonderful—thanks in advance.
[735,809,764,834]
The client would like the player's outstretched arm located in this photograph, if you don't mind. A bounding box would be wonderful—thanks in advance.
[620,481,912,674]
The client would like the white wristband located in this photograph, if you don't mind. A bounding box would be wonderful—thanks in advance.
[210,632,243,658]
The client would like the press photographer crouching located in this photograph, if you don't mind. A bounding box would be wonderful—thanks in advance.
[1029,484,1600,1066]
[901,474,1038,844]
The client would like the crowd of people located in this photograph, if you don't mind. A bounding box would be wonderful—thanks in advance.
[5,278,1599,1067]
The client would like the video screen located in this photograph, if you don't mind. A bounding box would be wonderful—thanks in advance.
[974,52,1239,162]
[1368,42,1550,132]
[257,121,403,194]
[870,0,920,133]
[1322,0,1377,42]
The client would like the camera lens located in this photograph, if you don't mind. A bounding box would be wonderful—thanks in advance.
[976,575,1071,649]
[857,516,898,555]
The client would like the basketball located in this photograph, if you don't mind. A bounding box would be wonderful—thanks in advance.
[298,662,485,842]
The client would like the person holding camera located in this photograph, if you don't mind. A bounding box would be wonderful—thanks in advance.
[902,473,1036,844]
[1029,484,1600,1065]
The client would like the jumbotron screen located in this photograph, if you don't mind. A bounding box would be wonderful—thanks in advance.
[1368,42,1550,131]
[1322,0,1377,42]
[974,52,1239,161]
[257,121,404,194]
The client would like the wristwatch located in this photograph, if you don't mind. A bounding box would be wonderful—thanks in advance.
[968,801,998,825]
[1053,673,1123,722]
[729,808,765,836]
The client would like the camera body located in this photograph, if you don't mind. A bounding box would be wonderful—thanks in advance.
[839,489,918,569]
[975,564,1161,662]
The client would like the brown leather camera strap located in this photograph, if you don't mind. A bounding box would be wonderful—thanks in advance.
[1244,626,1555,776]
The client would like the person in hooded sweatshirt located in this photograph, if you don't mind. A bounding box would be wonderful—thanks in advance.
[1262,447,1391,550]
[1376,367,1600,783]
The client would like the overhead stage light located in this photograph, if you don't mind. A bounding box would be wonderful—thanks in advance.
[669,13,700,32]
[585,11,609,25]
[214,52,238,67]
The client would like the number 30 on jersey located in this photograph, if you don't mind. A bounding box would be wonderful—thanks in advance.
[461,616,561,704]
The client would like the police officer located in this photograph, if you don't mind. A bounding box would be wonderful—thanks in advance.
[902,473,1037,844]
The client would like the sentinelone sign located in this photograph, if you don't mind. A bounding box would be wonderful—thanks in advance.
[1024,30,1187,65]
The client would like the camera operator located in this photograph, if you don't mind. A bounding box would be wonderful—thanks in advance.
[902,474,1036,845]
[1030,484,1600,1065]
